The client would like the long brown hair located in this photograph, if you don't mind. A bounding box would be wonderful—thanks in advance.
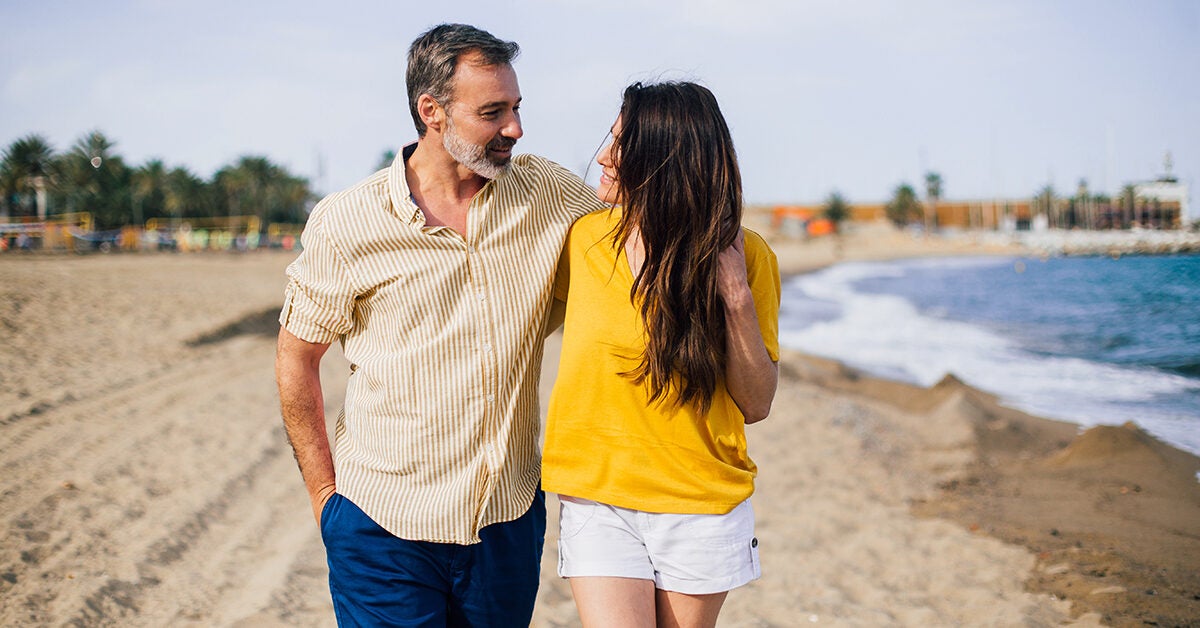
[610,81,743,413]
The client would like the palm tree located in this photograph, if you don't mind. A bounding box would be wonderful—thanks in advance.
[823,191,850,233]
[1034,185,1057,229]
[165,166,208,219]
[53,130,132,229]
[923,171,942,231]
[214,160,256,220]
[215,155,312,228]
[131,159,169,225]
[1,134,56,219]
[886,183,921,228]
[1119,184,1137,229]
[270,175,313,224]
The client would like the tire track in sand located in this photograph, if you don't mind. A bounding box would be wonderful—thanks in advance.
[0,336,345,626]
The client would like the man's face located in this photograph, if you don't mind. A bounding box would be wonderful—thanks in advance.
[440,53,523,179]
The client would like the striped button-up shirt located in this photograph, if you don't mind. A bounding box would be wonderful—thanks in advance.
[279,144,602,543]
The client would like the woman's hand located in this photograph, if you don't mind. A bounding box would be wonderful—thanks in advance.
[717,229,778,423]
[717,230,752,308]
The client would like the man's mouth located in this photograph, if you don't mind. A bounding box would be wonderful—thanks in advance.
[488,139,516,155]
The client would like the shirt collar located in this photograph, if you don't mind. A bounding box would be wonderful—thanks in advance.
[387,142,423,225]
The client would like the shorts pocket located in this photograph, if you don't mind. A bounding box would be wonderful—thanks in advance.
[557,494,597,540]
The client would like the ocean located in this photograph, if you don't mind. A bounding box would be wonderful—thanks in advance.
[779,253,1200,456]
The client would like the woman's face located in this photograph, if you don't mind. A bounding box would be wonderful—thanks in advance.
[595,115,621,204]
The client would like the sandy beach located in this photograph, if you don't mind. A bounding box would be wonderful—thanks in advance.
[2,224,1197,626]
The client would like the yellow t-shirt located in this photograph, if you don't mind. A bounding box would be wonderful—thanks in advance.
[542,208,781,515]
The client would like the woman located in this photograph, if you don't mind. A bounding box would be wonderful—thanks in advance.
[542,81,780,628]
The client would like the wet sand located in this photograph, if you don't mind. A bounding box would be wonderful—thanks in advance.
[1,226,1197,626]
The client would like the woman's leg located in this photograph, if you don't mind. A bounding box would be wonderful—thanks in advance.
[655,589,728,628]
[569,576,657,628]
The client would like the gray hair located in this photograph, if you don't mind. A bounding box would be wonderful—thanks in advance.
[406,24,520,137]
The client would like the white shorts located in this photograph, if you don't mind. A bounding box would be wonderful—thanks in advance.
[555,495,761,595]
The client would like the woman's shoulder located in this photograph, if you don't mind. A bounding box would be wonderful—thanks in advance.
[568,207,619,239]
[741,226,777,263]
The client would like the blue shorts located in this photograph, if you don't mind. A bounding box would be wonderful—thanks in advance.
[320,491,546,627]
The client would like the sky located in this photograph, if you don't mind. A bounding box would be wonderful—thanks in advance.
[2,0,1197,205]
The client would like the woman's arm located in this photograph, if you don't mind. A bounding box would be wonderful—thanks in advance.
[717,231,778,423]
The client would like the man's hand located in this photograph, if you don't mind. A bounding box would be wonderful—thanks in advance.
[312,481,337,525]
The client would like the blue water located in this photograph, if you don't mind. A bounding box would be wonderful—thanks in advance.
[779,254,1200,456]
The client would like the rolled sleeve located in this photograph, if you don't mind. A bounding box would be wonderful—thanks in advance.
[279,213,357,344]
[745,229,781,362]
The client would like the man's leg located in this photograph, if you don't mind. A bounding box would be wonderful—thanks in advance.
[322,493,452,627]
[449,491,547,627]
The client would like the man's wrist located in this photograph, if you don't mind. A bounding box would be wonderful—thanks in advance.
[313,481,337,501]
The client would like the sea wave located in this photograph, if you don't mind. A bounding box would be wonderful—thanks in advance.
[779,259,1200,456]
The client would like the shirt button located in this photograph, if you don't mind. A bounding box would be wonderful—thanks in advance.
[486,394,495,402]
[482,342,492,353]
[477,291,486,301]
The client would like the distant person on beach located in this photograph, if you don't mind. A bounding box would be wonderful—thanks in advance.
[541,81,781,627]
[274,23,602,626]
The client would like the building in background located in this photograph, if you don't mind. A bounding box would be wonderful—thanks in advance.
[1134,153,1192,225]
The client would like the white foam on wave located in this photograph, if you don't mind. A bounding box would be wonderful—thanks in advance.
[780,259,1200,456]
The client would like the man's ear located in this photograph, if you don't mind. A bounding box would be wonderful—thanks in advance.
[418,94,445,134]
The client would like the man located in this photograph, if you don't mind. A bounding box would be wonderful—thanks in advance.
[275,23,602,626]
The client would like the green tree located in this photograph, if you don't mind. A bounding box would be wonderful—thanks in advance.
[2,128,316,230]
[823,191,849,232]
[1034,184,1057,229]
[131,159,170,225]
[269,175,312,224]
[215,155,312,226]
[1,134,56,219]
[924,171,942,231]
[52,130,132,229]
[1118,184,1138,229]
[885,183,920,227]
[214,159,255,219]
[165,166,210,219]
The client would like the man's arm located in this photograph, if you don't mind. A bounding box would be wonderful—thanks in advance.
[275,327,336,524]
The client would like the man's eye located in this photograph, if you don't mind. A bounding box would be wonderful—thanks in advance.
[481,111,498,118]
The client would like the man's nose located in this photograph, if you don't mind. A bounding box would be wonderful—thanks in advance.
[503,112,523,140]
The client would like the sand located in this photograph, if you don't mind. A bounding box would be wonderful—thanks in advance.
[1,226,1197,626]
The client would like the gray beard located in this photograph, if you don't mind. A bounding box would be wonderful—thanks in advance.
[443,119,511,180]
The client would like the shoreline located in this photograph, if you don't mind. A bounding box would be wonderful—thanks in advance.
[786,350,1200,625]
[757,224,1200,625]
